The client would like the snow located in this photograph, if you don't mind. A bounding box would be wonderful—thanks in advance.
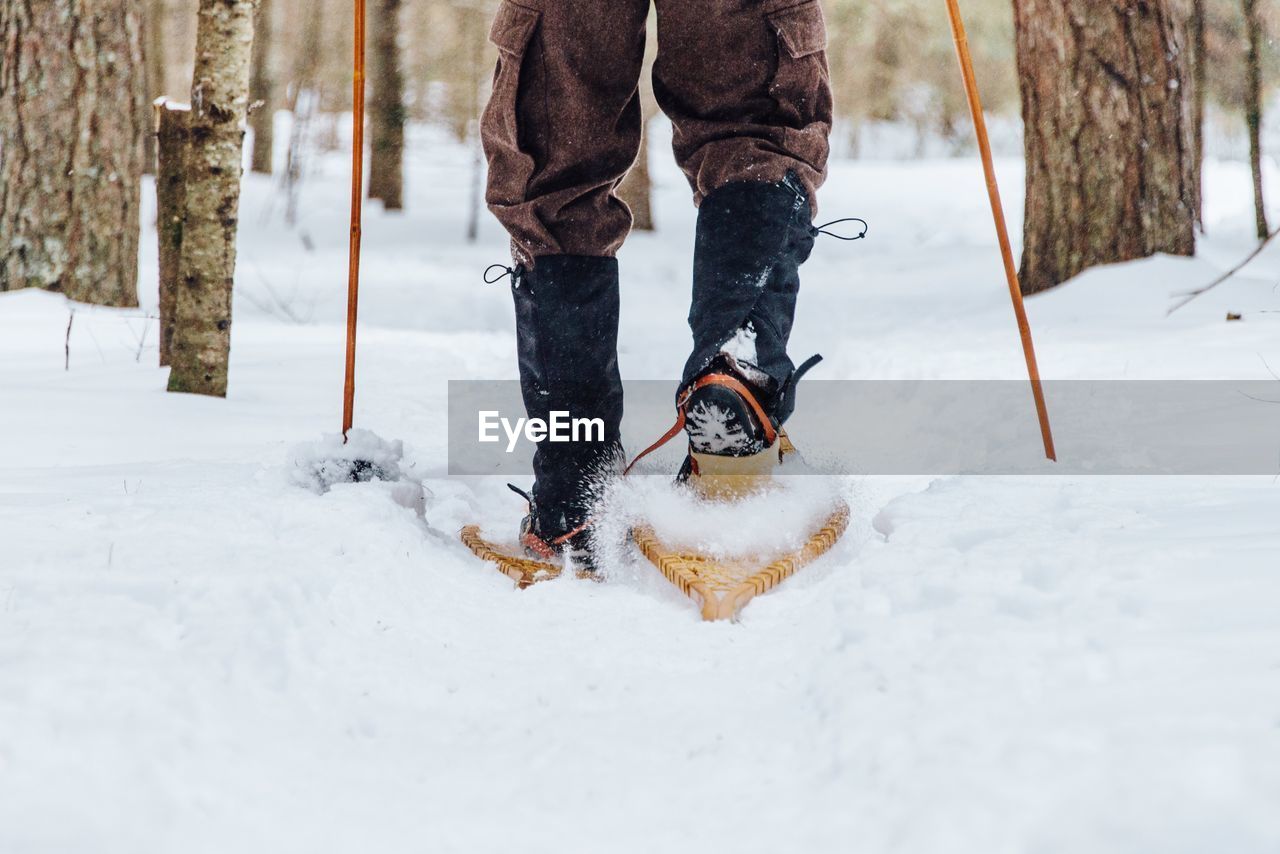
[714,320,774,390]
[287,428,414,493]
[594,467,846,563]
[720,321,759,367]
[3,117,1280,852]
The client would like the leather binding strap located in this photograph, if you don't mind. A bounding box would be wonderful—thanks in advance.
[623,373,777,476]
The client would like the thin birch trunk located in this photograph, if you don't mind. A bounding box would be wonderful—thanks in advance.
[166,0,257,397]
[1189,0,1206,230]
[155,100,189,366]
[1243,0,1269,239]
[143,0,167,175]
[367,0,405,210]
[618,124,653,231]
[249,0,275,175]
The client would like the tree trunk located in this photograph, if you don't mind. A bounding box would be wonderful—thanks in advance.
[617,13,658,232]
[1014,0,1195,294]
[467,123,483,242]
[0,0,145,306]
[367,0,404,210]
[465,5,483,242]
[1243,0,1269,240]
[618,123,653,231]
[1189,0,1206,230]
[143,0,167,175]
[155,100,189,367]
[283,2,323,227]
[166,0,257,397]
[249,0,274,175]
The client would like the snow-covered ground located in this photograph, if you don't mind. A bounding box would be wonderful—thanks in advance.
[3,119,1280,852]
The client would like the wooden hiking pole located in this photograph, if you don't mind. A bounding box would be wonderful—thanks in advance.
[943,0,1056,461]
[343,0,367,438]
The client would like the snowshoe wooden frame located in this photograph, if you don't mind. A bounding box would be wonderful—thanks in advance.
[460,526,562,588]
[632,500,850,621]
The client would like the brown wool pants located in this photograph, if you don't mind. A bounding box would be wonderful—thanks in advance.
[480,0,833,266]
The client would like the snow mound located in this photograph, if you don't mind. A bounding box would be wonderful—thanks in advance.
[286,428,411,494]
[595,464,849,565]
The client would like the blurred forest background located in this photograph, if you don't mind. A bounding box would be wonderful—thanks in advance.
[145,0,1278,162]
[1,0,1276,394]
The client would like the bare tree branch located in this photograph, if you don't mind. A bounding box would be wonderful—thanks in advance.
[1168,227,1280,315]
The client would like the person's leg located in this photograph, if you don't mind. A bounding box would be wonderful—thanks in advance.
[653,0,831,434]
[480,0,647,549]
[483,0,649,265]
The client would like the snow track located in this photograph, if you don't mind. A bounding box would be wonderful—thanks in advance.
[2,121,1279,852]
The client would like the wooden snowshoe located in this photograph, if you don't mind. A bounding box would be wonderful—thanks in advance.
[632,435,850,621]
[459,526,564,588]
[632,500,848,622]
[463,491,847,620]
[460,526,602,587]
[463,372,849,617]
[626,391,851,622]
[461,482,848,617]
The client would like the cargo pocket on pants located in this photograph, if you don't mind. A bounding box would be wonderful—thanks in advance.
[481,1,542,211]
[766,1,829,128]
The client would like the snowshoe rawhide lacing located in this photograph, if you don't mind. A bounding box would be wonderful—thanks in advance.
[632,501,849,621]
[459,525,564,589]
